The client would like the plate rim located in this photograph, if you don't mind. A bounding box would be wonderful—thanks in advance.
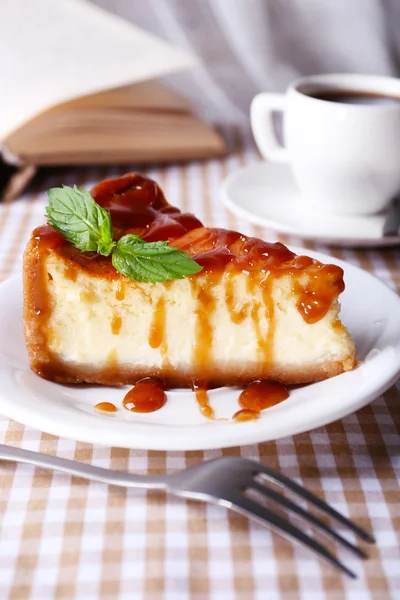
[0,256,399,450]
[220,162,400,248]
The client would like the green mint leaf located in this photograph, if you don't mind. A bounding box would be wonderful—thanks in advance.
[45,185,116,256]
[112,234,203,283]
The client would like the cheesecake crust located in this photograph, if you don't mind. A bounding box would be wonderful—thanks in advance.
[24,354,356,387]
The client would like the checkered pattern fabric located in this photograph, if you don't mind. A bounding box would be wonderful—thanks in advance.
[0,127,399,600]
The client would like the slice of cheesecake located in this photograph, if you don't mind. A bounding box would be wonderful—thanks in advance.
[23,173,356,386]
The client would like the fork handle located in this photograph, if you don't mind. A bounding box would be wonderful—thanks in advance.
[0,444,168,490]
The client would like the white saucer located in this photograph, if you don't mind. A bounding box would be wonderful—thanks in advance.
[1,262,400,451]
[221,162,400,247]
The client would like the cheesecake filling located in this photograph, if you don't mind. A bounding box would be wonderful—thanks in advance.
[38,254,352,376]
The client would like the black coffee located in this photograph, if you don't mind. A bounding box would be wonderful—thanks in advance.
[309,89,400,106]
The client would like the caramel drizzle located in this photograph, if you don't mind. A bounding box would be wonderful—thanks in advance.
[149,296,166,349]
[260,280,275,368]
[191,261,277,380]
[247,274,275,370]
[191,272,222,371]
[148,294,170,368]
[250,301,264,361]
[116,281,126,301]
[148,294,171,368]
[225,273,249,324]
[111,315,122,335]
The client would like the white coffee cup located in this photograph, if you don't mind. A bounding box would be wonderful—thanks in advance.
[251,74,400,215]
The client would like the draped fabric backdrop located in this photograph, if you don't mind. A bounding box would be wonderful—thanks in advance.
[91,0,400,123]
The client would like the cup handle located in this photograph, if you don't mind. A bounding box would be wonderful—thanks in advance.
[250,93,288,163]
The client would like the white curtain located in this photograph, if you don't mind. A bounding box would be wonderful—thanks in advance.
[90,0,400,122]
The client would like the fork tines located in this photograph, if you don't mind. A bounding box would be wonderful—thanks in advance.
[232,458,375,578]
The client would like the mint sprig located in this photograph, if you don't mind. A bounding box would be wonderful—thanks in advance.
[45,185,116,256]
[112,235,203,283]
[45,185,203,283]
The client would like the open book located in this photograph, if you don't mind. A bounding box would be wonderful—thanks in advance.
[0,0,225,200]
[4,81,225,166]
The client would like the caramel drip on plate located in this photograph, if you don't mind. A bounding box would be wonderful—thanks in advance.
[123,377,166,413]
[192,381,214,419]
[233,408,260,422]
[111,315,122,335]
[233,380,289,422]
[95,402,117,413]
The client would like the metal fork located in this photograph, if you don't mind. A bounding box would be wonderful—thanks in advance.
[0,444,374,577]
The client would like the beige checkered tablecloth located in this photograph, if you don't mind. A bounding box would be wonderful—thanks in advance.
[0,127,399,600]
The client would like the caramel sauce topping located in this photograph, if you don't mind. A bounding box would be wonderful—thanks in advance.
[294,265,345,324]
[123,377,166,413]
[91,172,202,240]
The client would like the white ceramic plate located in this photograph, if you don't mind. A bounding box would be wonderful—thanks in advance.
[1,255,400,450]
[221,162,400,248]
